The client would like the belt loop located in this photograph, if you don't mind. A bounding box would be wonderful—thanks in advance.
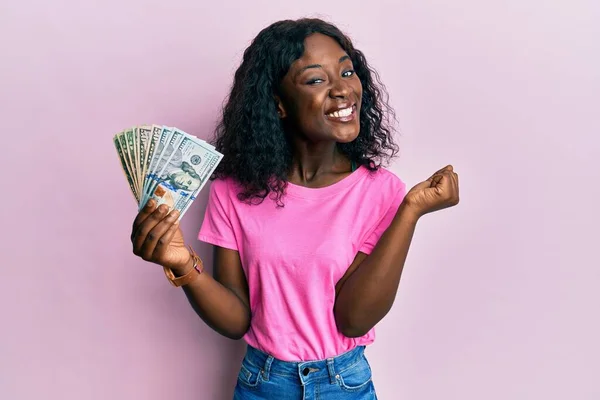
[262,355,274,381]
[326,358,337,384]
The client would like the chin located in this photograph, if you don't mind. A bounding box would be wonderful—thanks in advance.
[333,128,360,143]
[335,136,358,144]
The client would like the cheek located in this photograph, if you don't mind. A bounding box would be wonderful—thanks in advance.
[296,92,325,115]
[290,96,326,127]
[353,80,363,103]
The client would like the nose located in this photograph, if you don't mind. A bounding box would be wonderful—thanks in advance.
[329,77,351,99]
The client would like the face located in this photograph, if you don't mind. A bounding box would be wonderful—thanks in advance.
[277,33,362,144]
[169,170,201,191]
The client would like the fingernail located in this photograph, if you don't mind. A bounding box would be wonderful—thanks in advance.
[158,205,168,213]
[171,210,180,218]
[147,199,155,208]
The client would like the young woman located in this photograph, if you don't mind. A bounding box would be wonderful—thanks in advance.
[131,18,459,400]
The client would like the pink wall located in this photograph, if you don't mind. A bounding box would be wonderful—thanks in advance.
[1,0,599,399]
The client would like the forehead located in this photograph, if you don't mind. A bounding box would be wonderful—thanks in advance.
[291,33,348,68]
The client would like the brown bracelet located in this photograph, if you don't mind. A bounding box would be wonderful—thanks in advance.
[163,246,204,287]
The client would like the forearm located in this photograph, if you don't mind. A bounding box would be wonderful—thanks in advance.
[334,203,419,337]
[172,261,251,340]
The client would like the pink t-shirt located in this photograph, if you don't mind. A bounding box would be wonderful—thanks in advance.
[198,166,406,361]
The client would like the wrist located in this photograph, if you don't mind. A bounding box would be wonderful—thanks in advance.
[168,253,194,277]
[397,202,422,224]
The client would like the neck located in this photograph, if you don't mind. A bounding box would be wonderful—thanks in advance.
[288,139,350,184]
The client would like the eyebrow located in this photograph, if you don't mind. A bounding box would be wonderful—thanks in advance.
[295,55,351,78]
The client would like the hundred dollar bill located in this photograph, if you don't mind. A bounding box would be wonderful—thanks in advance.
[123,127,139,194]
[177,146,222,218]
[132,126,141,191]
[141,126,172,207]
[148,133,223,218]
[113,133,139,202]
[137,125,152,185]
[143,128,187,206]
[141,125,162,189]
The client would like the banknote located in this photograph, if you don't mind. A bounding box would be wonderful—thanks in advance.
[141,126,173,207]
[123,128,139,193]
[137,125,152,185]
[113,133,139,202]
[148,133,223,216]
[113,124,223,220]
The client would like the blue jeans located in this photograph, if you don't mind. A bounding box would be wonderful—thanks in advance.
[233,345,377,399]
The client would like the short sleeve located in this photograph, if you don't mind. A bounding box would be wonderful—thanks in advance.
[359,179,407,255]
[197,179,238,250]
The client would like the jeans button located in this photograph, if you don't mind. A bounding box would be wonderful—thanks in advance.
[302,367,310,376]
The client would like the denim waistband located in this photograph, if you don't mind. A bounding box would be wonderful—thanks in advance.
[243,345,366,385]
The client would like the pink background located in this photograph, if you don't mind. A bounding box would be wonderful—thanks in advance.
[1,0,599,399]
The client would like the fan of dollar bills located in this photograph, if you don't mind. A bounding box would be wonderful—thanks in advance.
[113,125,223,220]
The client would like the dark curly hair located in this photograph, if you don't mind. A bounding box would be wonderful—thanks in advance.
[211,18,398,205]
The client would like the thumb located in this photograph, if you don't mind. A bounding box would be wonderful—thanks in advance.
[427,165,453,181]
[409,179,432,192]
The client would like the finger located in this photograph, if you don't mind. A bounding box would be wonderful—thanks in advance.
[429,174,444,188]
[131,199,157,242]
[132,204,170,255]
[152,218,181,260]
[140,209,181,260]
[410,179,431,190]
[452,172,459,188]
[453,173,460,200]
[428,165,453,181]
[440,172,459,202]
[442,170,458,188]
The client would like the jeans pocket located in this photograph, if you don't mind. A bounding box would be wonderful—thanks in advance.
[337,355,373,392]
[237,357,263,389]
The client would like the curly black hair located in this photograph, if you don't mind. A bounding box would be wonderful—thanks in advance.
[211,18,398,205]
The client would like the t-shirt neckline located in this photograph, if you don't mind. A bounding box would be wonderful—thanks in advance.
[284,165,368,200]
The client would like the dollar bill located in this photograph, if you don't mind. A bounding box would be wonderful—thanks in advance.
[117,131,138,199]
[142,125,162,184]
[123,128,139,193]
[113,133,139,202]
[143,128,186,206]
[148,132,223,218]
[141,126,172,208]
[137,125,152,183]
[114,124,223,218]
[132,126,141,191]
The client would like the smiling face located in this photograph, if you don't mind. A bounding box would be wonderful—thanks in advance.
[277,33,363,144]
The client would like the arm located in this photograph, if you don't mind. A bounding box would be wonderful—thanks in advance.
[131,200,250,340]
[334,165,459,337]
[174,246,251,340]
[334,204,419,337]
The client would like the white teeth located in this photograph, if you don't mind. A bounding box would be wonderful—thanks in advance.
[328,107,352,118]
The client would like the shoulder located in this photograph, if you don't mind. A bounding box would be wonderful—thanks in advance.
[207,177,237,203]
[208,177,251,207]
[209,177,230,192]
[364,166,407,194]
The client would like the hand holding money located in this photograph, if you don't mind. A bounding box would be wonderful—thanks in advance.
[114,124,222,271]
[130,199,191,271]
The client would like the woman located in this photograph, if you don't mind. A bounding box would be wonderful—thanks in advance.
[131,18,459,399]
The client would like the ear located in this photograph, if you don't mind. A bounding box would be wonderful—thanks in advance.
[274,95,287,119]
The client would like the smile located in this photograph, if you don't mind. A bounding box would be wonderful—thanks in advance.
[325,105,357,122]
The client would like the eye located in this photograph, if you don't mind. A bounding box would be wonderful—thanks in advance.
[307,78,325,85]
[342,70,355,78]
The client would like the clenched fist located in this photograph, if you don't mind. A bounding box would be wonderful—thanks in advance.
[403,165,460,218]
